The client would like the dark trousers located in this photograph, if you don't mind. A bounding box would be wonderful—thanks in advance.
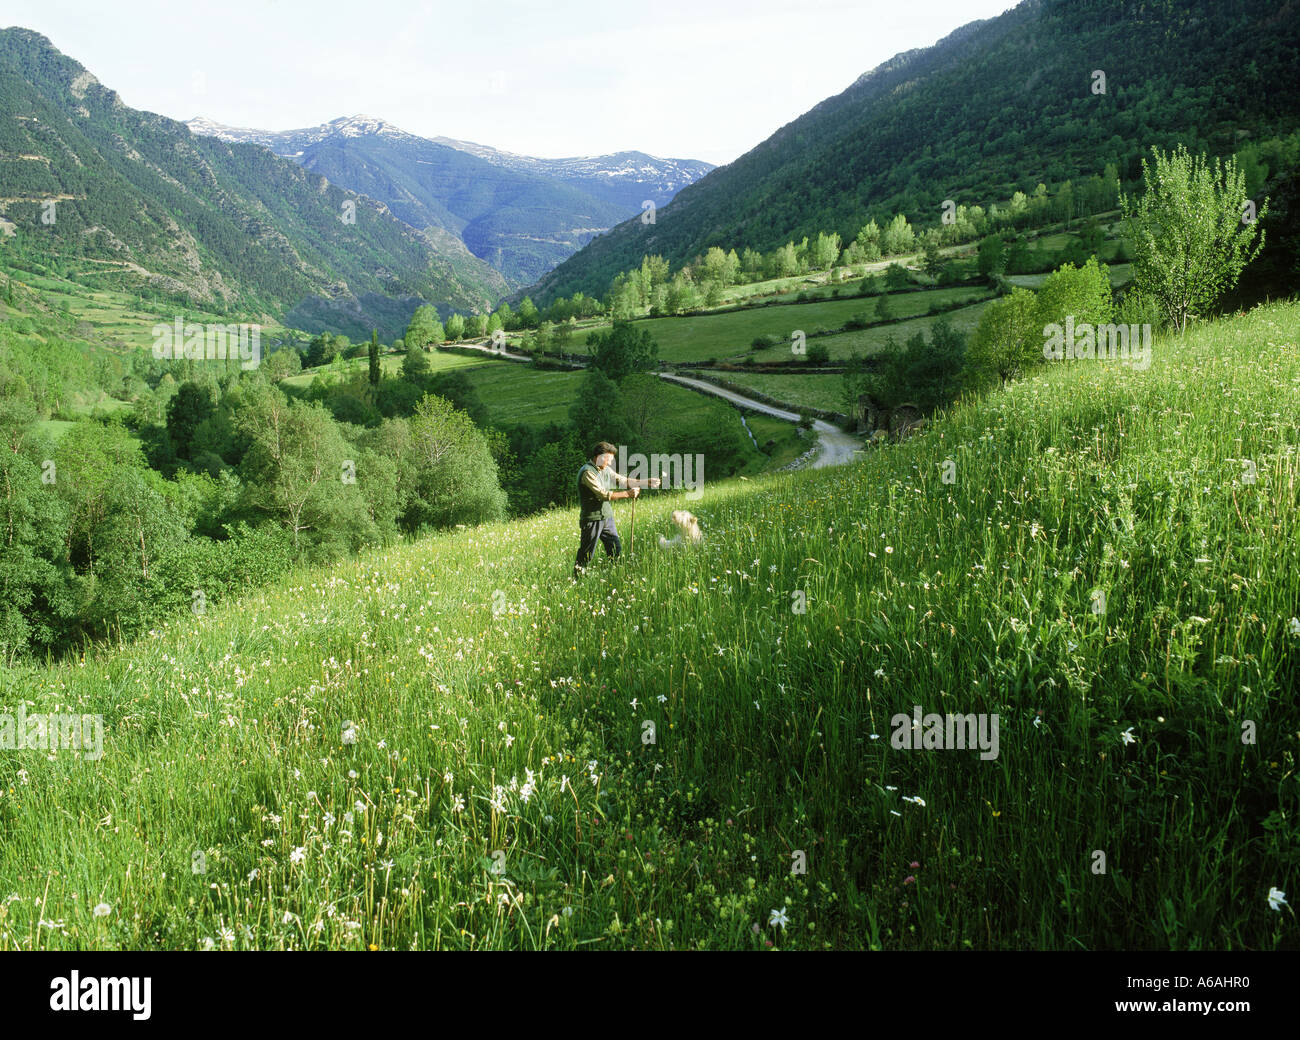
[574,517,620,576]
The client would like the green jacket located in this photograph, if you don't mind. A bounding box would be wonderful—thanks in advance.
[577,462,617,524]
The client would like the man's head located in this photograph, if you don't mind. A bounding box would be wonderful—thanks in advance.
[590,441,617,469]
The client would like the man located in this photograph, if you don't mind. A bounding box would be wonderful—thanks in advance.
[574,441,660,578]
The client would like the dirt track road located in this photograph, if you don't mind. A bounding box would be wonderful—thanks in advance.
[451,345,863,470]
[658,373,862,469]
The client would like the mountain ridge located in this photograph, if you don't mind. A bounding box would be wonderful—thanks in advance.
[0,28,508,336]
[185,114,715,287]
[528,0,1300,304]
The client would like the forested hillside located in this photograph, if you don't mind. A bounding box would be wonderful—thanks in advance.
[189,117,713,288]
[0,29,507,336]
[532,0,1300,303]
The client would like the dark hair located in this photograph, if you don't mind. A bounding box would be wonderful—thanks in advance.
[590,441,617,460]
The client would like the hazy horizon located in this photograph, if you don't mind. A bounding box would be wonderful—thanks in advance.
[4,0,1017,165]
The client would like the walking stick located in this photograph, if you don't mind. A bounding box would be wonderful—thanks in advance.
[626,468,661,558]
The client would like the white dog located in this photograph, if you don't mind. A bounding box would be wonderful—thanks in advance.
[658,509,703,548]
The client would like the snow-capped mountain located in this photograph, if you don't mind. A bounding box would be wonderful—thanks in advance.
[185,115,714,287]
[187,116,713,207]
[186,114,417,155]
[430,137,715,208]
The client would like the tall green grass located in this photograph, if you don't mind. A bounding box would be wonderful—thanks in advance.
[1,301,1296,950]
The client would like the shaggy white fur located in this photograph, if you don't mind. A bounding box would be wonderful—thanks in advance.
[658,509,703,548]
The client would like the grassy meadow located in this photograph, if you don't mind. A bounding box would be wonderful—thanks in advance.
[455,361,808,472]
[769,298,994,364]
[712,372,850,414]
[620,285,992,364]
[1,299,1296,950]
[4,264,296,355]
[1009,263,1133,291]
[279,348,483,392]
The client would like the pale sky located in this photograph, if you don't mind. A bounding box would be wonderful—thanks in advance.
[5,0,1019,166]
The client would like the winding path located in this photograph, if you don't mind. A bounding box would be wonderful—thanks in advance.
[450,341,864,470]
[658,373,862,469]
[448,340,535,363]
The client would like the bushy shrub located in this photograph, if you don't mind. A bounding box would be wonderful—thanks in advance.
[851,318,967,413]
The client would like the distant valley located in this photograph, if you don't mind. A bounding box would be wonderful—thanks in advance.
[186,115,714,287]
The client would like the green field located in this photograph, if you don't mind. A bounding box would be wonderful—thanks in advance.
[281,350,484,392]
[3,299,1294,950]
[32,419,76,440]
[456,362,585,427]
[604,286,991,364]
[457,360,806,473]
[732,298,992,363]
[181,327,813,477]
[1008,262,1132,290]
[66,390,133,416]
[1026,232,1074,251]
[715,264,895,307]
[710,372,850,414]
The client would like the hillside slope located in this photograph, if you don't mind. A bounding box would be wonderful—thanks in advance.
[0,30,508,334]
[533,0,1300,303]
[1,300,1297,950]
